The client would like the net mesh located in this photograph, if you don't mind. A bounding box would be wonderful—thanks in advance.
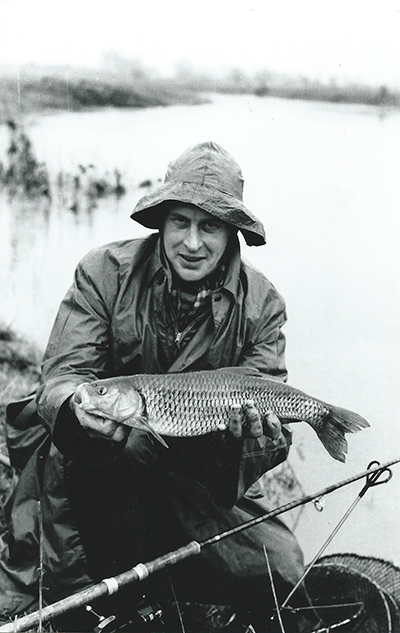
[317,553,400,609]
[305,562,398,632]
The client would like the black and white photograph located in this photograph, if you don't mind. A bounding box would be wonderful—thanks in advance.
[0,1,399,631]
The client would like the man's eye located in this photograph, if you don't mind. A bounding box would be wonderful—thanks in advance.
[170,217,188,227]
[203,222,221,232]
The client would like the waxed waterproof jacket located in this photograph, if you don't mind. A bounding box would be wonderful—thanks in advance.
[37,234,287,433]
[1,234,305,607]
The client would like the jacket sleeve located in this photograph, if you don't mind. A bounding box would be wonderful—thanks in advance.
[36,249,118,456]
[206,426,292,509]
[206,285,292,509]
[240,283,288,382]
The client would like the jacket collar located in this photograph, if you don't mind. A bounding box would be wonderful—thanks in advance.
[145,235,167,287]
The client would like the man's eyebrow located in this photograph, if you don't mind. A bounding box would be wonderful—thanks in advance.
[168,212,222,225]
[200,217,223,225]
[169,211,187,219]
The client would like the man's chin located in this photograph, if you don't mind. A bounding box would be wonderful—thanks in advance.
[177,269,204,282]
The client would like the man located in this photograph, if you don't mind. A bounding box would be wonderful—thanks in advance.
[0,142,316,632]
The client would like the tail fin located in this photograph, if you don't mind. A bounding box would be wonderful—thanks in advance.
[314,406,370,463]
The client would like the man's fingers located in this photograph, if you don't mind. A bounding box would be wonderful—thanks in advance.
[81,414,117,436]
[225,403,282,441]
[75,405,129,442]
[263,410,282,439]
[109,424,131,442]
[227,404,243,438]
[243,400,264,438]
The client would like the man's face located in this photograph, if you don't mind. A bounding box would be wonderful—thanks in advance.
[163,204,232,282]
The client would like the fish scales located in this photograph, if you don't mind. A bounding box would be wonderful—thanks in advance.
[77,368,369,462]
[122,371,328,435]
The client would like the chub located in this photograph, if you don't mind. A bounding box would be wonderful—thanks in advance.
[76,367,369,462]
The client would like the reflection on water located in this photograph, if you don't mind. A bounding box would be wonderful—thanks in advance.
[1,95,400,565]
[0,185,142,348]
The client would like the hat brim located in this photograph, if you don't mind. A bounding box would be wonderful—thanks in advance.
[131,181,266,246]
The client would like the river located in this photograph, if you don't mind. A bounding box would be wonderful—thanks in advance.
[0,94,399,567]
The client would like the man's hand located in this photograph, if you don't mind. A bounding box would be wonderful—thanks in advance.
[262,410,282,440]
[69,388,130,442]
[226,400,282,440]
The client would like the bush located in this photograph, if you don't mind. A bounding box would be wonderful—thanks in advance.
[1,119,51,197]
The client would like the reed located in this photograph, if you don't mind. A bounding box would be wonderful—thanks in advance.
[0,120,50,198]
[0,121,128,207]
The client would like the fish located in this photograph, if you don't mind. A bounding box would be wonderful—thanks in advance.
[75,367,369,462]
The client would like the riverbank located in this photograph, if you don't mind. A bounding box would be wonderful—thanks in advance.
[0,72,209,123]
[0,326,41,533]
[1,65,399,123]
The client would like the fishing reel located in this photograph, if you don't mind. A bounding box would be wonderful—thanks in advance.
[85,605,124,633]
[135,598,164,629]
[85,598,164,633]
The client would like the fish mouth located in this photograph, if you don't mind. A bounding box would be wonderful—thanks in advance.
[73,383,90,408]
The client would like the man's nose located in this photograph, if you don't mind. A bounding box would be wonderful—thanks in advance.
[184,225,202,250]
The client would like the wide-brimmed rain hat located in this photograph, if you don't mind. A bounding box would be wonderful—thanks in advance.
[131,141,266,246]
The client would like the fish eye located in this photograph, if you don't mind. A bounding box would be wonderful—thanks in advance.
[96,386,108,396]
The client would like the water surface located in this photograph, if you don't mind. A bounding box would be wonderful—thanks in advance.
[1,94,399,566]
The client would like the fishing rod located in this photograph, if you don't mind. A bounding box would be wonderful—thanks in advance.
[280,459,393,612]
[1,457,399,633]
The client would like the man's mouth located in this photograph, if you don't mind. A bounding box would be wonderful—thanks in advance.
[179,254,204,264]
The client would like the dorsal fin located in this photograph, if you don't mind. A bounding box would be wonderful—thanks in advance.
[213,367,262,377]
[212,367,281,382]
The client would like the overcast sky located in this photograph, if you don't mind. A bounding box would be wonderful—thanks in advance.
[1,0,400,86]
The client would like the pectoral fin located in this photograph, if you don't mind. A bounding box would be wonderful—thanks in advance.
[146,425,169,449]
[123,415,169,449]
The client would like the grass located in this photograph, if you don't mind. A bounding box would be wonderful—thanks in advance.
[0,72,209,123]
[1,64,398,126]
[268,80,400,107]
[0,325,41,534]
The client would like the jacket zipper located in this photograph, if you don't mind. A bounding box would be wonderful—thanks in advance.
[169,286,209,351]
[174,312,207,349]
[175,331,183,345]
